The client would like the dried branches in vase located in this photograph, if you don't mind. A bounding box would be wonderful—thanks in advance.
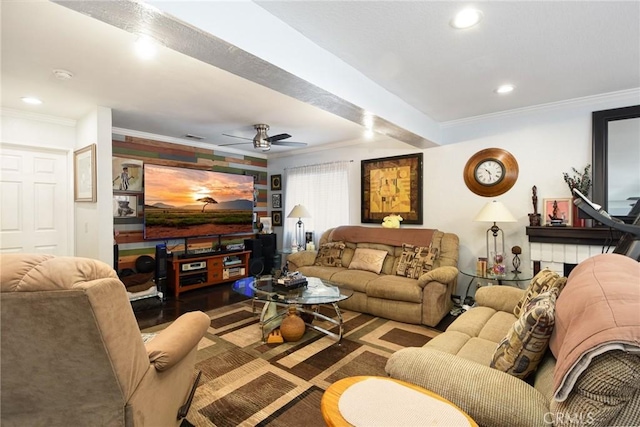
[563,164,591,227]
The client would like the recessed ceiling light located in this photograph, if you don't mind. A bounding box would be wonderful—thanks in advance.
[495,84,516,94]
[21,96,42,105]
[134,34,159,60]
[52,69,74,80]
[450,8,483,29]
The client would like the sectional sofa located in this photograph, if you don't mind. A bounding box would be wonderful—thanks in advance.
[286,225,459,327]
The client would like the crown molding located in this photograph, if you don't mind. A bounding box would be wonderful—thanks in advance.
[0,108,76,127]
[441,88,640,129]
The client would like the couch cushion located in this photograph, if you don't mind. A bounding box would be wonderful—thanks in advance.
[297,265,345,282]
[314,241,346,267]
[458,337,502,366]
[513,268,566,317]
[477,311,518,343]
[396,243,438,279]
[329,269,378,293]
[348,248,387,274]
[446,306,497,338]
[366,275,422,303]
[425,330,473,354]
[491,289,558,379]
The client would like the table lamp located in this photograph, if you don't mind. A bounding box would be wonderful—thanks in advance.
[474,200,517,270]
[287,204,311,251]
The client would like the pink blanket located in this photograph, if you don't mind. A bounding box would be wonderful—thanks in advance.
[549,253,640,401]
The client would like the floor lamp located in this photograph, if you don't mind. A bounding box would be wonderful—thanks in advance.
[287,204,311,251]
[474,200,516,274]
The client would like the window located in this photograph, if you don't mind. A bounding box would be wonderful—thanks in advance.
[284,161,350,249]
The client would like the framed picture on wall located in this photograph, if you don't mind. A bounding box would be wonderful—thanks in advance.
[270,174,282,191]
[543,198,572,226]
[361,153,423,224]
[272,193,281,208]
[74,144,97,202]
[113,194,138,218]
[112,157,143,192]
[272,210,282,226]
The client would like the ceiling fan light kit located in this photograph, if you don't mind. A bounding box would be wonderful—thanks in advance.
[253,124,272,150]
[221,123,307,151]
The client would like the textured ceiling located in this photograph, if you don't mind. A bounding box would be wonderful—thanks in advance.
[2,1,639,155]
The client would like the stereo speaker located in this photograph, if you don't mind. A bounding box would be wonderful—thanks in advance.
[257,233,277,273]
[248,257,265,276]
[155,244,168,297]
[244,238,263,259]
[114,244,119,273]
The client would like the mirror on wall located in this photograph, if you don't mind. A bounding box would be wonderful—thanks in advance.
[592,105,640,221]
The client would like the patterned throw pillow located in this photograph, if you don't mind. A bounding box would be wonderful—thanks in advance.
[513,268,567,317]
[313,241,346,267]
[396,243,439,279]
[348,248,388,274]
[491,289,558,379]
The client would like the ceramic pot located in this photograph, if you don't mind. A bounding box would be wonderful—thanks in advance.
[280,306,305,342]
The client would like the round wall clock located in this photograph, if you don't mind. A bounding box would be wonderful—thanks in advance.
[463,148,519,197]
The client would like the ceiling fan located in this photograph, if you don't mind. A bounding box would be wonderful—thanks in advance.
[221,124,307,151]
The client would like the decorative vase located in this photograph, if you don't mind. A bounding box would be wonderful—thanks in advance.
[280,306,305,342]
[491,252,506,277]
[572,197,585,227]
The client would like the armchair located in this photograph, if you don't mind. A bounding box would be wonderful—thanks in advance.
[1,253,210,426]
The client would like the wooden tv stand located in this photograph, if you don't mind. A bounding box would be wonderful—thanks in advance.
[167,250,251,297]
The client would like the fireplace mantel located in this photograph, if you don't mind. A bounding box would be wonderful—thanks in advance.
[526,226,623,246]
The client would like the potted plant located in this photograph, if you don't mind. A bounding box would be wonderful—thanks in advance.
[563,164,591,226]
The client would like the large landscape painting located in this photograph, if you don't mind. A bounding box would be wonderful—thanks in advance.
[143,164,254,240]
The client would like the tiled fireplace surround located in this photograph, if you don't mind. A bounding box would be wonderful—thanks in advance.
[526,226,622,276]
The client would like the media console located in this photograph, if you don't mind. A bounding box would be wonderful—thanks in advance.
[167,250,251,297]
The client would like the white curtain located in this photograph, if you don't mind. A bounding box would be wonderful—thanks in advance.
[283,161,350,250]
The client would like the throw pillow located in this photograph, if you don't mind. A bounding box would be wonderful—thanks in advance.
[396,243,439,279]
[513,268,567,317]
[348,248,388,274]
[313,241,346,267]
[491,289,558,379]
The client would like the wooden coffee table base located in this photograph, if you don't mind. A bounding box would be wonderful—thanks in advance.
[321,376,478,427]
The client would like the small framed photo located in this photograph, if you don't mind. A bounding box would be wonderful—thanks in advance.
[543,198,572,226]
[272,193,282,208]
[112,157,143,192]
[272,210,282,227]
[74,144,97,202]
[270,174,282,191]
[113,194,138,218]
[259,217,272,234]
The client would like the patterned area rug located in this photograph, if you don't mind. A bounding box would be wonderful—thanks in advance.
[144,300,441,427]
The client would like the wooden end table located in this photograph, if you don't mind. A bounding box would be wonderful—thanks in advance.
[321,376,478,427]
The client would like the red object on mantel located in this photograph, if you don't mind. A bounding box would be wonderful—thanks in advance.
[572,197,585,227]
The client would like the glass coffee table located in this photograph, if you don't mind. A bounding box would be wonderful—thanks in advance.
[232,276,352,343]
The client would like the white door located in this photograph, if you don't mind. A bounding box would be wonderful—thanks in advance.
[0,144,71,255]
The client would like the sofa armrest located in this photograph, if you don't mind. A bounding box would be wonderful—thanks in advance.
[287,250,317,270]
[417,266,458,288]
[385,348,550,427]
[475,286,525,312]
[145,311,210,371]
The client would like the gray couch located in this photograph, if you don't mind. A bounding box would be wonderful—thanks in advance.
[287,225,459,327]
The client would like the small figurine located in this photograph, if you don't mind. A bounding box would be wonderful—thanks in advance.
[382,214,403,228]
[511,246,522,273]
[528,185,542,226]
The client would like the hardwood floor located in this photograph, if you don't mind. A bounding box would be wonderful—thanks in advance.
[133,282,249,330]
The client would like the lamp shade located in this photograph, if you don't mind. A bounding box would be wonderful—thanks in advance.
[287,204,311,219]
[474,200,516,222]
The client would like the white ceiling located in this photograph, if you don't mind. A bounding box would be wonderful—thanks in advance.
[2,1,639,155]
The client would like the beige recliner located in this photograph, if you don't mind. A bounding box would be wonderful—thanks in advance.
[1,253,211,427]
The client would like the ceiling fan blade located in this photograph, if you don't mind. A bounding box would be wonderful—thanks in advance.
[218,141,251,146]
[272,141,307,147]
[222,133,252,141]
[266,133,291,142]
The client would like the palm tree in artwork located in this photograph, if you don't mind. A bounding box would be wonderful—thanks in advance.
[197,197,218,212]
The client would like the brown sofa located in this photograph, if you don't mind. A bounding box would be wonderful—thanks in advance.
[385,253,640,426]
[287,225,459,327]
[0,253,211,426]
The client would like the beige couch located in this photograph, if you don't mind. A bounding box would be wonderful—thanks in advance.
[1,253,211,427]
[287,225,459,327]
[385,253,640,426]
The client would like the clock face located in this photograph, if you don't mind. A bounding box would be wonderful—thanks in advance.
[474,159,505,186]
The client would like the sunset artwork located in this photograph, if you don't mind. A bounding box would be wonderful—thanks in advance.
[143,164,254,240]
